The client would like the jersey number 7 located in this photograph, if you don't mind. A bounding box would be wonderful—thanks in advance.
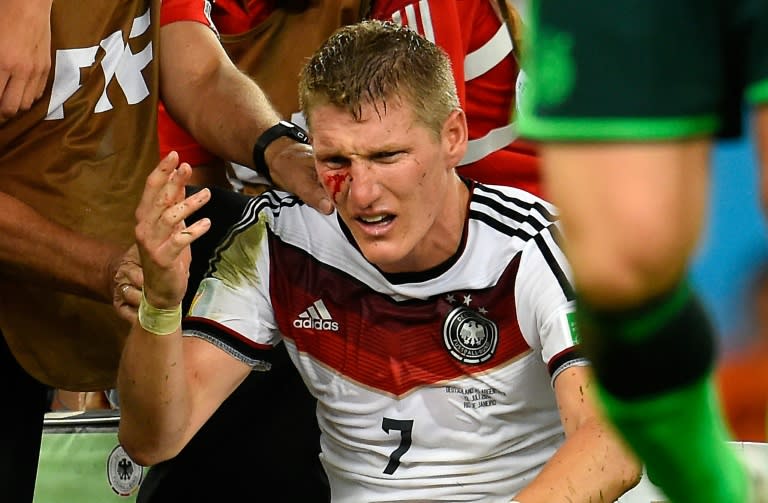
[382,417,414,474]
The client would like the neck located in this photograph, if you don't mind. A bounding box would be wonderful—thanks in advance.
[420,175,470,268]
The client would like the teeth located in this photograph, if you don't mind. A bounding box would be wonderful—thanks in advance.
[361,215,387,223]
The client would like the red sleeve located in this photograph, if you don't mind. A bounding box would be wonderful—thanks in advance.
[160,0,216,28]
[369,0,467,110]
[212,0,274,34]
[158,102,216,166]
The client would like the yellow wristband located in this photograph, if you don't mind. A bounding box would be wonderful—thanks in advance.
[137,290,182,336]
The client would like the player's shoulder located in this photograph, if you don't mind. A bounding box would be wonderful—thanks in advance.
[233,188,302,224]
[470,182,559,229]
[245,188,338,236]
[468,183,558,253]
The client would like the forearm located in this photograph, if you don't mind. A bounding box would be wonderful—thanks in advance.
[159,22,331,213]
[173,64,278,166]
[514,418,641,503]
[160,22,281,169]
[117,324,191,466]
[0,191,123,302]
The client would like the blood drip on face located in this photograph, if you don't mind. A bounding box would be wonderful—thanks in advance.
[322,172,349,203]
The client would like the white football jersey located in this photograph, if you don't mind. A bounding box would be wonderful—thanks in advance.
[185,181,586,502]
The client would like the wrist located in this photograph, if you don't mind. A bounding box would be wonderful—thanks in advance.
[252,120,310,184]
[137,289,182,336]
[263,137,296,181]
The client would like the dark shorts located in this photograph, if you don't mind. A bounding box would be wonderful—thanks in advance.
[518,0,768,141]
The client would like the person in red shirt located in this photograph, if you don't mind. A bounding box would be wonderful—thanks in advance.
[371,0,540,194]
[159,0,541,196]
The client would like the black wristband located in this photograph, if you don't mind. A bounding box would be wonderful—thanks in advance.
[252,120,310,184]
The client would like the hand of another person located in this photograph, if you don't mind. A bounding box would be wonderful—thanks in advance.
[268,140,333,214]
[134,152,211,310]
[113,244,144,323]
[0,0,52,123]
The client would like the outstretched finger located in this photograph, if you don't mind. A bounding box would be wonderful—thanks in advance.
[171,217,212,250]
[154,215,212,266]
[156,185,211,236]
[1,76,22,117]
[154,185,209,252]
[138,185,210,257]
[160,161,192,211]
[33,65,48,100]
[136,152,180,222]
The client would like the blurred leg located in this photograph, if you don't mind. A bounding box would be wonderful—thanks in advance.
[540,141,748,503]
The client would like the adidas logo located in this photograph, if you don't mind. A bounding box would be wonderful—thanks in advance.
[293,299,340,331]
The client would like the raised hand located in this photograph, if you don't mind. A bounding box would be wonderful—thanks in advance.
[134,152,211,310]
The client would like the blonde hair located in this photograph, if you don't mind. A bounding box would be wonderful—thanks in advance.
[298,20,460,136]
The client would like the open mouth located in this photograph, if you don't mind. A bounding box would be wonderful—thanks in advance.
[359,214,394,224]
[356,214,396,234]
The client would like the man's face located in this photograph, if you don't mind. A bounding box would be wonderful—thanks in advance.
[309,98,467,273]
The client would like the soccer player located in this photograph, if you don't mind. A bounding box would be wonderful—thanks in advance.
[518,1,768,502]
[117,20,641,502]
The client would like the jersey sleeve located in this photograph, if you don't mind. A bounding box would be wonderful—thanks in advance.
[157,101,216,165]
[160,0,216,28]
[514,220,587,382]
[370,0,467,109]
[183,200,280,369]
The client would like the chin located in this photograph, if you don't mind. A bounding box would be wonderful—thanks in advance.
[358,245,409,272]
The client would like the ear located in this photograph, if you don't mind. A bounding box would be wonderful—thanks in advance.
[441,108,468,169]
